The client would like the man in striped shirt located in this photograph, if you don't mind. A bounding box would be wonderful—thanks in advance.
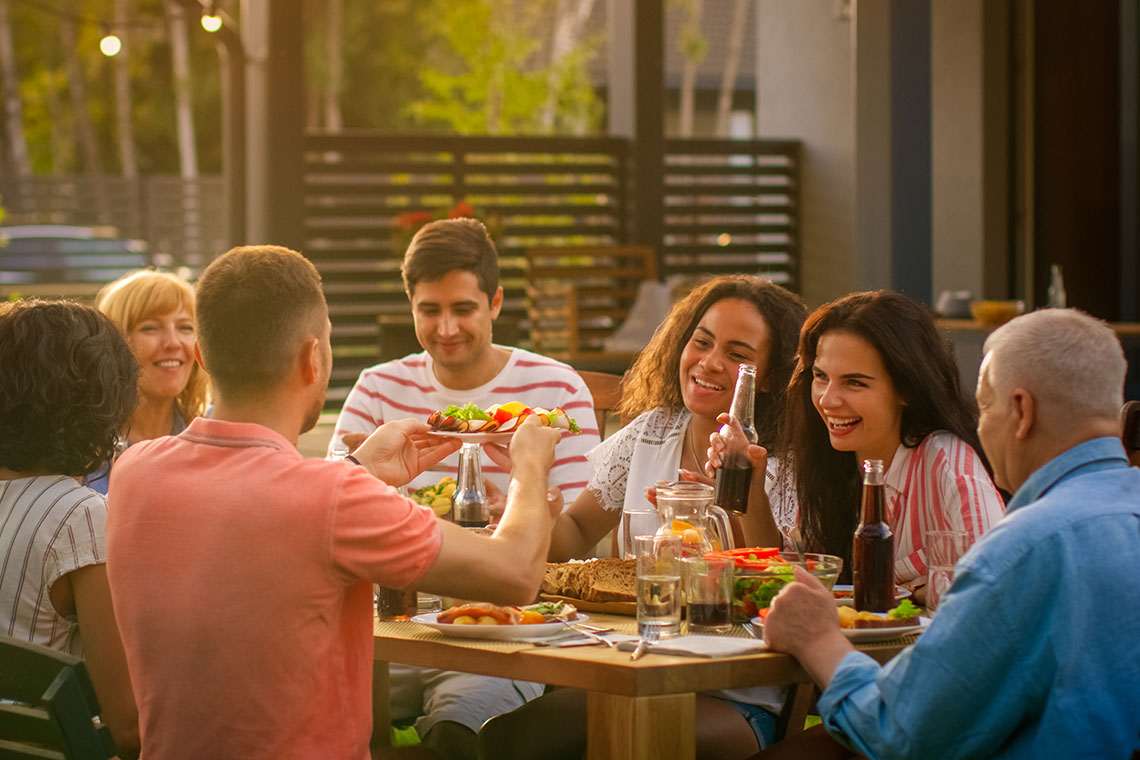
[329,218,600,759]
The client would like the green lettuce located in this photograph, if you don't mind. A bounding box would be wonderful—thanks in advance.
[887,598,921,619]
[442,402,491,421]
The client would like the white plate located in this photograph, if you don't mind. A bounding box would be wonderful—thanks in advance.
[748,615,930,643]
[839,616,930,642]
[424,430,515,444]
[410,612,590,639]
[831,584,911,607]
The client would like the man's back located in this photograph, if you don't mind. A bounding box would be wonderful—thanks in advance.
[106,418,441,760]
[820,437,1140,759]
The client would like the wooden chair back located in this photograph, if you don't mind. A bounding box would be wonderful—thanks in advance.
[1122,401,1140,467]
[576,370,625,440]
[0,636,117,760]
[525,245,657,361]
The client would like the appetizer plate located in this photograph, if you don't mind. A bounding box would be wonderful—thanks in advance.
[424,430,515,444]
[748,615,930,643]
[410,612,590,640]
[831,584,911,607]
[839,616,930,643]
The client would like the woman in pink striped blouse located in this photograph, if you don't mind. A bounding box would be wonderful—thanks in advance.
[784,290,1005,603]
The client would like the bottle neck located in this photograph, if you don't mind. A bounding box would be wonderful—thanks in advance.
[728,367,756,428]
[860,459,885,524]
[457,444,483,490]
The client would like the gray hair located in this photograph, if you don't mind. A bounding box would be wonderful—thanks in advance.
[983,308,1125,420]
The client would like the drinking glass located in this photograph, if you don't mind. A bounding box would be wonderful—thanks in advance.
[682,555,733,633]
[376,584,418,620]
[634,534,682,639]
[621,507,660,559]
[925,530,969,612]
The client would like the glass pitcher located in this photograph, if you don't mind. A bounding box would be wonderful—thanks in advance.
[655,481,734,556]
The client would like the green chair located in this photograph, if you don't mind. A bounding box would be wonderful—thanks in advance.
[0,636,117,760]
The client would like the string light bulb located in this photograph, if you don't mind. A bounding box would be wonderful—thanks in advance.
[201,1,222,32]
[99,28,122,57]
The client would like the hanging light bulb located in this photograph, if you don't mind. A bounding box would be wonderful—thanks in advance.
[201,1,223,32]
[100,28,122,57]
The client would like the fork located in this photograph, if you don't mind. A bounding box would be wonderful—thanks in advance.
[629,625,660,660]
[557,617,617,647]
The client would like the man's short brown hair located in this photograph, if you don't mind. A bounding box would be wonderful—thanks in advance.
[400,218,499,302]
[195,245,326,401]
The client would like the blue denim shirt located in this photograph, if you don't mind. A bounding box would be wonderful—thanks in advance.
[817,437,1140,759]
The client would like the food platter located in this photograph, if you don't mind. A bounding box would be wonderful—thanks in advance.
[410,612,589,640]
[831,584,911,607]
[748,615,930,643]
[424,430,515,444]
[838,616,930,642]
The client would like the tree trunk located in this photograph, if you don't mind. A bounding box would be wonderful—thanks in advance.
[166,0,200,268]
[715,0,748,137]
[677,0,704,138]
[60,14,109,223]
[540,0,596,134]
[323,0,343,131]
[114,0,139,179]
[0,0,30,175]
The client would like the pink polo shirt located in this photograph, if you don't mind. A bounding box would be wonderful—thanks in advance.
[106,418,442,760]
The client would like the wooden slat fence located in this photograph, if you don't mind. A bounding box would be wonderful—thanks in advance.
[303,133,630,404]
[663,139,800,290]
[0,175,227,273]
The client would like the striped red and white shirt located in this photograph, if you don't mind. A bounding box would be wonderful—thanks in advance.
[883,431,1005,584]
[330,347,599,501]
[1,475,107,656]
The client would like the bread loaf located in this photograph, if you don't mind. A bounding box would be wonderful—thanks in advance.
[541,558,636,603]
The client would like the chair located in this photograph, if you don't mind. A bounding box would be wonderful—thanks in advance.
[0,636,117,760]
[1122,401,1140,467]
[576,370,625,440]
[524,245,658,362]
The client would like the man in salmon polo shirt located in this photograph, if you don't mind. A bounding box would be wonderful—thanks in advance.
[105,244,563,760]
[329,218,601,759]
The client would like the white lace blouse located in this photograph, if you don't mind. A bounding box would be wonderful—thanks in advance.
[585,407,798,530]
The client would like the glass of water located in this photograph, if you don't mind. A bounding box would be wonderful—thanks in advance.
[621,507,661,559]
[925,529,969,612]
[634,534,682,639]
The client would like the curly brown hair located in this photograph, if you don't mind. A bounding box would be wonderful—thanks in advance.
[618,275,807,450]
[0,300,139,476]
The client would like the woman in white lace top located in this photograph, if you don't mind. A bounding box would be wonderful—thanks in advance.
[548,274,807,561]
[480,275,808,759]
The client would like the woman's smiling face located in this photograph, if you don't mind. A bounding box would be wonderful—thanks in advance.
[678,298,771,422]
[130,307,196,403]
[810,330,906,466]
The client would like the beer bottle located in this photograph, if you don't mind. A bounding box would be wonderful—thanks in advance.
[713,364,758,515]
[452,443,489,528]
[853,459,894,611]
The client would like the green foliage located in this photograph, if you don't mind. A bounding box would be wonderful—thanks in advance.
[406,0,603,135]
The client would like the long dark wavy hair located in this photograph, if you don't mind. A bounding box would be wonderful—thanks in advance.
[786,291,987,577]
[0,300,139,476]
[619,274,807,451]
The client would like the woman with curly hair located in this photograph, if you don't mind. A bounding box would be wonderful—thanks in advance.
[785,290,1004,600]
[83,269,209,493]
[480,275,808,760]
[0,299,141,757]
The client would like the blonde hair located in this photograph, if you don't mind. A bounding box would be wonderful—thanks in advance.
[96,270,210,421]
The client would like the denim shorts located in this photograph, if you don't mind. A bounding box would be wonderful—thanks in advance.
[726,700,778,749]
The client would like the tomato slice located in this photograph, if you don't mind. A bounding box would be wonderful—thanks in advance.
[756,607,772,621]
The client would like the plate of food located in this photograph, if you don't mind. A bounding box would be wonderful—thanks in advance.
[411,601,587,640]
[426,402,580,440]
[831,584,911,607]
[836,600,929,642]
[410,477,456,516]
[750,599,929,643]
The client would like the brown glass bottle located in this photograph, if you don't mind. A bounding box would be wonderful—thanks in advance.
[713,364,758,516]
[852,459,894,612]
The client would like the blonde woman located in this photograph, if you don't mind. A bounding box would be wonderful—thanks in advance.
[84,270,209,493]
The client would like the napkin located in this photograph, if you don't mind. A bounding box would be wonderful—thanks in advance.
[615,634,768,658]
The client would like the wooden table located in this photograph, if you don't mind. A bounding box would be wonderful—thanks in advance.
[372,613,915,760]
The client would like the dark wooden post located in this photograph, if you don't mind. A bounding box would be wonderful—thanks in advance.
[633,0,665,279]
